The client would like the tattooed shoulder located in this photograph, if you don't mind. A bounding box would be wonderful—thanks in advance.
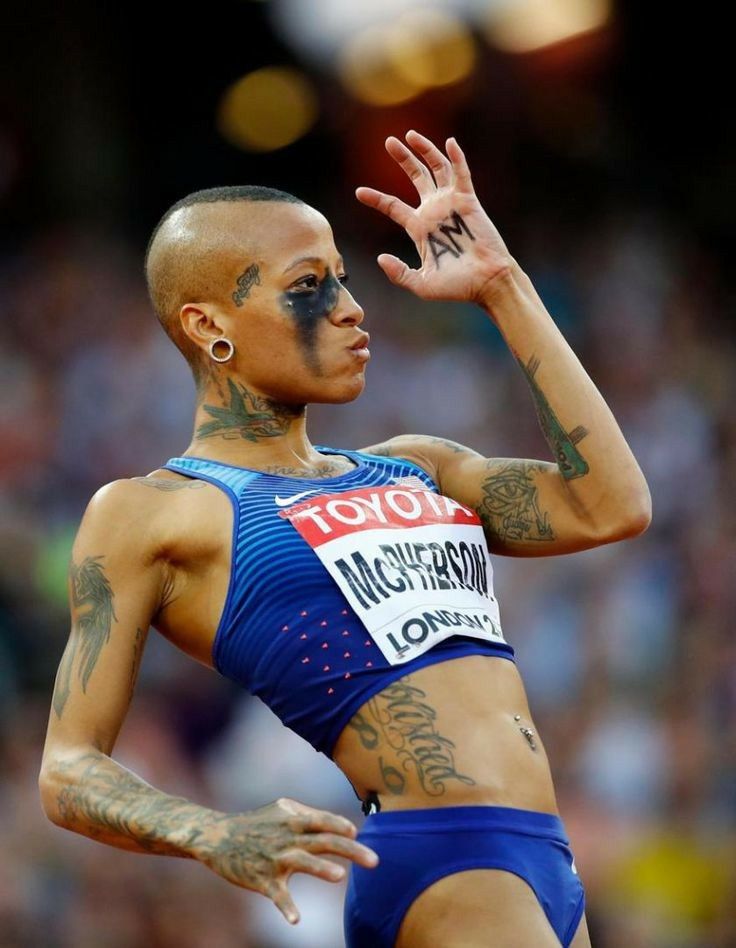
[130,476,206,492]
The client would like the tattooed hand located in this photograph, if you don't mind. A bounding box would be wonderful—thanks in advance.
[193,797,379,925]
[356,130,513,305]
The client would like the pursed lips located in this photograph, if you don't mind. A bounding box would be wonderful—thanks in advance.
[349,332,371,351]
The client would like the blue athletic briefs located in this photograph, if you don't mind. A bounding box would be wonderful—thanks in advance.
[344,805,586,947]
[162,446,515,758]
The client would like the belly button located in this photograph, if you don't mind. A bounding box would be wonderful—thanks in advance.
[513,714,537,750]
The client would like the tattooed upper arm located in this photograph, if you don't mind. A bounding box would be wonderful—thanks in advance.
[433,444,601,556]
[361,434,602,556]
[44,480,167,756]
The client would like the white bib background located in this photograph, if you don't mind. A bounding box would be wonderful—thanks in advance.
[280,485,505,665]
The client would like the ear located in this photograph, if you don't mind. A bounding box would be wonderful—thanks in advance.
[179,303,224,356]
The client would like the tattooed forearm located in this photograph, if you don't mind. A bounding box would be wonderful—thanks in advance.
[476,460,555,543]
[47,750,336,898]
[196,378,303,442]
[52,751,210,856]
[428,210,475,268]
[232,263,261,306]
[348,676,475,797]
[54,556,117,718]
[518,354,589,480]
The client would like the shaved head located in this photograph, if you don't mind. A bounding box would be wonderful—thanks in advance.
[144,186,304,385]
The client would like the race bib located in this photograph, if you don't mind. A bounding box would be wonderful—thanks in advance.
[279,485,505,665]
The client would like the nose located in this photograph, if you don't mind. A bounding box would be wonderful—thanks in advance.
[330,283,364,327]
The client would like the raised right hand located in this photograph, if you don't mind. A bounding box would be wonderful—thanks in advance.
[192,796,379,924]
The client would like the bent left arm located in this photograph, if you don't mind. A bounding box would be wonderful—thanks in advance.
[361,260,652,555]
[357,131,651,555]
[474,260,651,551]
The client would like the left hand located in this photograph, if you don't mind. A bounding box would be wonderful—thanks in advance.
[356,130,514,305]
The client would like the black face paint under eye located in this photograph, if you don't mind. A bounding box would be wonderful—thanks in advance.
[280,272,342,376]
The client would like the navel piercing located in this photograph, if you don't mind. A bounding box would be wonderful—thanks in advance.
[519,727,537,750]
[514,714,521,722]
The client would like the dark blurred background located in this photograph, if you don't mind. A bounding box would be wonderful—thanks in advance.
[1,2,734,945]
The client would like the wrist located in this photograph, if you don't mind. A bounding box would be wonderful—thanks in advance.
[182,807,232,860]
[476,258,528,310]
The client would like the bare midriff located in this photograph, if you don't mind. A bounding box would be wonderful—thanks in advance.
[332,654,559,815]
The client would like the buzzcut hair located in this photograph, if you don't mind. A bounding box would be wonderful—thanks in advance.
[144,185,305,389]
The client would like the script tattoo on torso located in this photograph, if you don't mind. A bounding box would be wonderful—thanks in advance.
[427,211,475,268]
[348,675,476,798]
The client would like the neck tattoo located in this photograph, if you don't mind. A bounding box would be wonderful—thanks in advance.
[196,377,303,443]
[280,272,341,376]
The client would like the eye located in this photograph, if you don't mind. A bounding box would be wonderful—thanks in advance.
[338,273,349,285]
[292,274,319,290]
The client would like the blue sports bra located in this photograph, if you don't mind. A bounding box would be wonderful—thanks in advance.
[162,446,515,760]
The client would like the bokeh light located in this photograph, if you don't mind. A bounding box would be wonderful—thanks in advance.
[338,26,421,107]
[217,66,318,152]
[487,0,611,53]
[389,10,476,89]
[339,11,476,107]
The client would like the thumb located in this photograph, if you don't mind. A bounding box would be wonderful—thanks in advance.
[377,253,421,292]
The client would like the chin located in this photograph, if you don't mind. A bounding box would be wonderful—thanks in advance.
[310,374,367,405]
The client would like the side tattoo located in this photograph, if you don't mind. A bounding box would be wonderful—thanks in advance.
[428,210,475,268]
[519,355,589,480]
[477,460,555,543]
[54,556,118,718]
[197,377,302,442]
[347,676,475,797]
[130,626,146,695]
[232,264,261,307]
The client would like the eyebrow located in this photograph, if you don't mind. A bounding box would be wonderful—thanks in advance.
[283,255,344,275]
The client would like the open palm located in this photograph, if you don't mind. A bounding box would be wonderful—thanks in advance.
[356,130,513,305]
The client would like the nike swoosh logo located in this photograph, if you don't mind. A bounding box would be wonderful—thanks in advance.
[274,490,319,507]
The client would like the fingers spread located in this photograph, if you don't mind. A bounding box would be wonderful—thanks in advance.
[290,807,357,837]
[405,130,453,189]
[280,848,346,882]
[268,879,300,925]
[300,831,379,867]
[378,253,421,293]
[355,187,415,229]
[446,137,474,193]
[385,135,435,197]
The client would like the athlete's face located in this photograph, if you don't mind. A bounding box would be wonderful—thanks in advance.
[211,202,368,404]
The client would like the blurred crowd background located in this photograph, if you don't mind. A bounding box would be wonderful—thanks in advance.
[1,1,734,946]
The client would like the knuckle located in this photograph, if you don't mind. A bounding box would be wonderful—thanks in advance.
[288,813,309,832]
